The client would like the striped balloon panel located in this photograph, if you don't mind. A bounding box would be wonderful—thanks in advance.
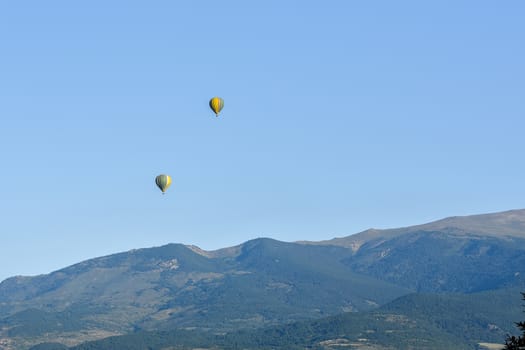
[155,174,172,193]
[209,97,224,115]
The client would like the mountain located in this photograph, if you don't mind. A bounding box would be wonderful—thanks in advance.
[0,239,409,349]
[1,208,525,349]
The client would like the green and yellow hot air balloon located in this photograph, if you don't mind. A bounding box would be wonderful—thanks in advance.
[209,97,224,117]
[155,174,172,194]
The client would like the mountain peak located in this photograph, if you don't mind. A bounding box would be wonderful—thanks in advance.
[410,208,525,236]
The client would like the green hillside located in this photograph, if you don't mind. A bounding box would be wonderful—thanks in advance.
[64,287,523,350]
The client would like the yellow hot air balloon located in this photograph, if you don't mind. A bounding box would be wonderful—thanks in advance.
[209,97,224,117]
[155,174,172,194]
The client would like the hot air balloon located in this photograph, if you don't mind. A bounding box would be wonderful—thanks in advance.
[209,97,224,117]
[155,174,172,194]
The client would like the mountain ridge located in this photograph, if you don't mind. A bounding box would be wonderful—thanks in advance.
[3,208,525,284]
[299,208,525,251]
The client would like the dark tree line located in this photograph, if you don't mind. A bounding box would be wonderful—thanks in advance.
[505,292,525,350]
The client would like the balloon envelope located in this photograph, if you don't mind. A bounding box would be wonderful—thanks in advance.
[209,97,224,116]
[155,174,172,193]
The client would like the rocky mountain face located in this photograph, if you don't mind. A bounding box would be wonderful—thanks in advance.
[1,209,525,349]
[306,209,525,292]
[343,230,525,292]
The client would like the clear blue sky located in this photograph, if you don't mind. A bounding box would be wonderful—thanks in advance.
[1,1,524,282]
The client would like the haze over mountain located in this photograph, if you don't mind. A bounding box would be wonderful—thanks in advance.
[1,209,525,349]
